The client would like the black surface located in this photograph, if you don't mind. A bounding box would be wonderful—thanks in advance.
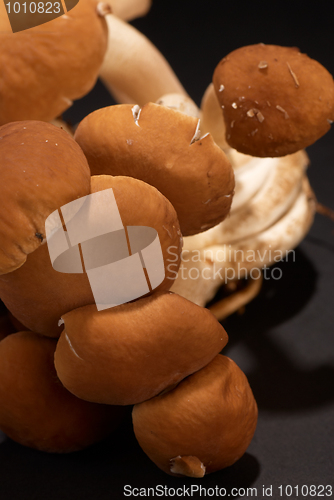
[1,1,334,499]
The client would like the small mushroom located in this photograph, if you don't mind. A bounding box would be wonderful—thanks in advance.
[0,331,125,452]
[0,120,91,275]
[212,44,334,156]
[74,103,235,236]
[54,291,228,405]
[0,0,110,124]
[132,354,258,477]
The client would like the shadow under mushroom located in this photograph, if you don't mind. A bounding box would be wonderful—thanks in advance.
[222,249,334,412]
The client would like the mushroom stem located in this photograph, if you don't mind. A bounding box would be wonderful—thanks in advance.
[200,83,229,150]
[316,202,334,223]
[208,274,263,321]
[99,15,188,106]
[107,0,151,21]
[155,93,200,118]
[184,150,309,250]
[103,83,137,105]
[207,150,308,245]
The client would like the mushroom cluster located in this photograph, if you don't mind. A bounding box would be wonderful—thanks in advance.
[0,97,257,476]
[0,0,333,480]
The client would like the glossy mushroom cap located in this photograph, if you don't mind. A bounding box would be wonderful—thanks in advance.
[133,355,258,477]
[213,44,334,157]
[0,120,91,275]
[0,331,125,452]
[0,0,109,125]
[54,291,228,405]
[74,103,235,236]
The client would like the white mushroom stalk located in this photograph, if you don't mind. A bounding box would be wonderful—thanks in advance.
[155,93,200,118]
[200,83,229,150]
[99,15,188,105]
[172,174,316,319]
[107,0,151,21]
[225,149,275,212]
[185,150,309,249]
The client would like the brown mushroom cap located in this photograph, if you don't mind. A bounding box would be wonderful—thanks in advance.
[0,175,182,337]
[213,44,334,157]
[132,354,258,477]
[54,291,228,405]
[74,103,235,236]
[0,0,109,125]
[0,331,125,453]
[0,120,91,275]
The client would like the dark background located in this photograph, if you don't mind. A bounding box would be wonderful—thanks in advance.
[1,1,334,499]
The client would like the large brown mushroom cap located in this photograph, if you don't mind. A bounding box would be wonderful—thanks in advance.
[0,331,125,452]
[74,103,235,236]
[132,354,258,477]
[0,0,109,125]
[54,291,228,405]
[0,120,91,275]
[213,44,334,157]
